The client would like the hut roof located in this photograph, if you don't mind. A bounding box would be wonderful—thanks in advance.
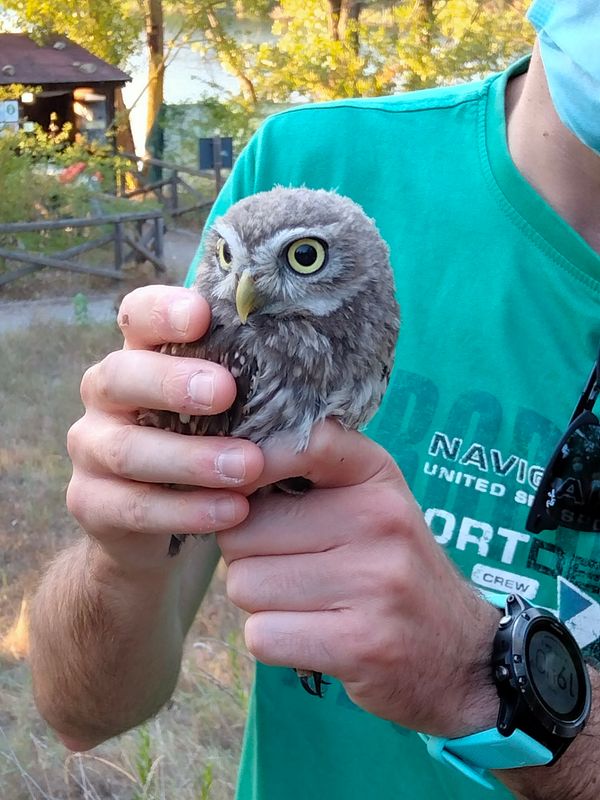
[0,34,130,86]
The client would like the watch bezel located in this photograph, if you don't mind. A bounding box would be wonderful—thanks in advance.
[493,599,591,743]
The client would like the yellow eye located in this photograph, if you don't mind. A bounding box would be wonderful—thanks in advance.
[286,238,327,275]
[217,238,233,271]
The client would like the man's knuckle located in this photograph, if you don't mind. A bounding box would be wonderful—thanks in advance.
[95,352,120,404]
[310,423,336,464]
[66,418,85,462]
[79,364,98,406]
[159,362,186,408]
[226,561,248,608]
[347,621,373,664]
[126,486,153,532]
[367,487,409,539]
[244,615,267,660]
[352,622,394,670]
[66,477,88,525]
[105,426,135,478]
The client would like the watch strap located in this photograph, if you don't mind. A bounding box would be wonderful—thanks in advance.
[478,589,513,608]
[419,727,554,790]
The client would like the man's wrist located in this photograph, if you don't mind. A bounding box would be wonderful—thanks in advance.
[443,595,503,738]
[84,536,183,593]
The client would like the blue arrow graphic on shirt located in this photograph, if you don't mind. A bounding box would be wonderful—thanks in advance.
[557,577,600,649]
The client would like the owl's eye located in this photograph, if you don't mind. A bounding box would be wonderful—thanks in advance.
[286,238,327,275]
[217,238,233,271]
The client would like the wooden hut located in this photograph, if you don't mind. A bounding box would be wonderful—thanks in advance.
[0,34,130,142]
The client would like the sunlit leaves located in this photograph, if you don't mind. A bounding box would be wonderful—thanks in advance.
[1,0,142,65]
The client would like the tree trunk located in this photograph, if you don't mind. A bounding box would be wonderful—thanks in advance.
[206,10,257,104]
[339,1,362,54]
[327,0,342,40]
[114,88,137,154]
[327,1,362,52]
[420,0,435,45]
[144,0,165,156]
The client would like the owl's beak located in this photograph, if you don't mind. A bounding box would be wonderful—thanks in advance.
[235,270,261,324]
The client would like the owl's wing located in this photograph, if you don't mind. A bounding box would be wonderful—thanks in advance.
[137,326,258,438]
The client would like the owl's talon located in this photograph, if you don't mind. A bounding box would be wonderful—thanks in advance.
[297,670,329,697]
[168,535,184,557]
[168,533,212,556]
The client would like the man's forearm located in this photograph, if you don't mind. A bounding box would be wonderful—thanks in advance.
[496,665,600,800]
[29,538,188,749]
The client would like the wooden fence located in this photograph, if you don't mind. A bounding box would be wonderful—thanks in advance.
[119,154,219,221]
[0,210,165,288]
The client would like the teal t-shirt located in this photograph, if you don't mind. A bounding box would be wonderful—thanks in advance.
[187,57,600,799]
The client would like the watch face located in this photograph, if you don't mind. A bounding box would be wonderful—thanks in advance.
[527,629,580,717]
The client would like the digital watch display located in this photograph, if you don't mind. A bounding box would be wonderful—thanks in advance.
[492,594,591,762]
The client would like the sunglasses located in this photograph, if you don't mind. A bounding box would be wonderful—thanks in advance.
[526,349,600,534]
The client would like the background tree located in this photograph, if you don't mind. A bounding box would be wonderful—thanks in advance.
[391,0,535,90]
[141,0,165,155]
[135,0,275,155]
[250,0,534,102]
[0,0,535,155]
[0,0,141,71]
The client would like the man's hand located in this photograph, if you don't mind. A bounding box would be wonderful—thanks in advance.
[66,284,264,572]
[30,285,266,748]
[217,421,500,738]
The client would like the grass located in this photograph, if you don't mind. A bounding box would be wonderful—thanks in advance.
[0,321,251,799]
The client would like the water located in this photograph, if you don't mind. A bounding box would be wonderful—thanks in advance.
[122,23,269,155]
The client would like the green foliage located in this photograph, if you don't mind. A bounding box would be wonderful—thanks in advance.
[133,723,154,799]
[2,0,535,164]
[197,95,264,154]
[227,630,250,709]
[0,130,88,227]
[72,292,89,325]
[390,0,535,90]
[253,0,394,101]
[0,84,40,102]
[250,0,534,101]
[2,0,141,65]
[0,125,146,274]
[198,761,214,800]
[158,0,534,155]
[14,122,132,186]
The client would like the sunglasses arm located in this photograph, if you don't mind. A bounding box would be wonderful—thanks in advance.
[570,359,600,423]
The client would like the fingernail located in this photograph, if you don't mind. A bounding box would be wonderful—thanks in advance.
[216,449,246,481]
[188,372,214,409]
[211,497,238,525]
[168,298,192,334]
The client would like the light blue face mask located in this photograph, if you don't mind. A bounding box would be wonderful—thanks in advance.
[528,0,600,154]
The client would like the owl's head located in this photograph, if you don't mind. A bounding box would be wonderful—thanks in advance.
[198,187,393,325]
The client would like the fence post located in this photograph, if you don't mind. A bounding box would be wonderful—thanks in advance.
[169,171,178,214]
[212,136,223,196]
[154,216,164,260]
[114,221,124,273]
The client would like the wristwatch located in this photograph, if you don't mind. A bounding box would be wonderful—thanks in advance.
[420,593,592,789]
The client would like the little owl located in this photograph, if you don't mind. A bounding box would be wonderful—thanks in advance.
[139,186,400,696]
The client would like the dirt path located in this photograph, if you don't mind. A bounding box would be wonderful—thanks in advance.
[0,229,200,335]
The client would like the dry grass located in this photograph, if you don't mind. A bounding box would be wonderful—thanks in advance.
[0,321,251,799]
